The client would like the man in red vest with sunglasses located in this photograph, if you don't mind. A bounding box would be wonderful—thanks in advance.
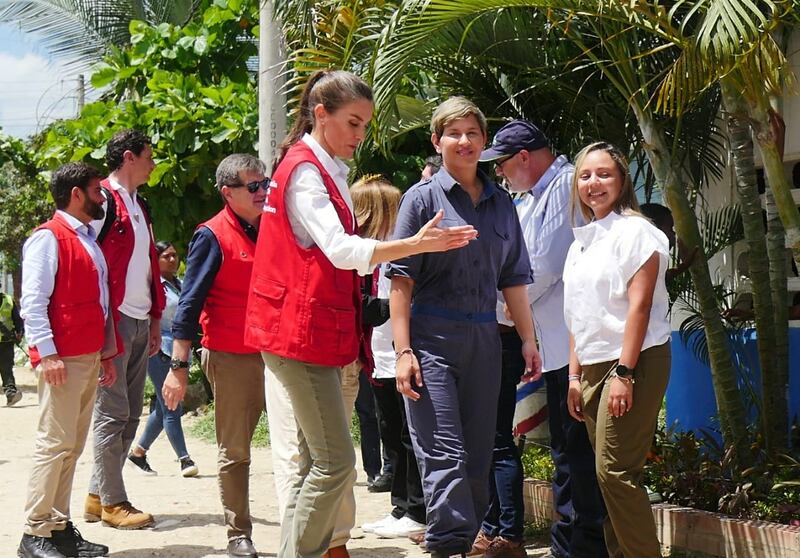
[85,129,166,530]
[162,154,268,558]
[18,162,118,558]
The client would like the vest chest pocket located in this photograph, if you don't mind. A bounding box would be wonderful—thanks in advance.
[250,277,286,333]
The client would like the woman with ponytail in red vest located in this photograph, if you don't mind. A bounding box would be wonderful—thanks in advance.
[245,70,477,558]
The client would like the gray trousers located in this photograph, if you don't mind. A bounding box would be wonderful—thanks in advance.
[89,313,150,506]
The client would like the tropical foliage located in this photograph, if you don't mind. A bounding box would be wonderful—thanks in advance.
[0,0,259,256]
[0,0,201,72]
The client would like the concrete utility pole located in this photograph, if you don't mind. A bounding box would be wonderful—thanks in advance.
[76,74,85,116]
[258,0,287,169]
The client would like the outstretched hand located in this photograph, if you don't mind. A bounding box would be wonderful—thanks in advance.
[414,210,477,253]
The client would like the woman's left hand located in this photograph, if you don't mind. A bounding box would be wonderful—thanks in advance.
[608,377,633,418]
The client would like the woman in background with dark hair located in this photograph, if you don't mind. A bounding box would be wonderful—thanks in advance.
[128,241,198,478]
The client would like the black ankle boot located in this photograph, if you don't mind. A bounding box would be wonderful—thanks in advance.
[50,522,108,557]
[17,534,66,558]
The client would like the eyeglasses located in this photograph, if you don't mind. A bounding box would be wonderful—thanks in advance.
[228,178,271,193]
[494,154,514,168]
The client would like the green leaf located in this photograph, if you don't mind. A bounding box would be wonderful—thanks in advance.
[91,65,117,88]
[193,36,208,55]
[210,127,238,144]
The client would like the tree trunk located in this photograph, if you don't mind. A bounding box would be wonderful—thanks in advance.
[720,81,785,453]
[765,187,790,451]
[747,98,800,272]
[633,106,752,465]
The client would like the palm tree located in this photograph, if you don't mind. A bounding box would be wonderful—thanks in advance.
[0,0,201,72]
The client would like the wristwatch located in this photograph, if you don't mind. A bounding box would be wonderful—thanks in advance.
[615,364,635,380]
[169,358,190,370]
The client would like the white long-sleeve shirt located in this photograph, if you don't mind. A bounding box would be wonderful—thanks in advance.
[284,134,378,276]
[21,210,110,358]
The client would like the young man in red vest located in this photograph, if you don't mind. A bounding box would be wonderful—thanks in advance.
[19,162,118,558]
[85,129,166,530]
[162,153,267,558]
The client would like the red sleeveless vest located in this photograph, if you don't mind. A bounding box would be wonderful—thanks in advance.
[245,142,361,367]
[98,179,165,321]
[28,212,106,367]
[198,205,258,354]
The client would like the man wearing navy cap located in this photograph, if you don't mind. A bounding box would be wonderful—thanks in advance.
[475,121,607,558]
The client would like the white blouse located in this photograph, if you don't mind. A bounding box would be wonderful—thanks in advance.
[284,134,378,276]
[563,211,670,366]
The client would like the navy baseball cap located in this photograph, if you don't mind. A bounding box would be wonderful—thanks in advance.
[480,120,549,162]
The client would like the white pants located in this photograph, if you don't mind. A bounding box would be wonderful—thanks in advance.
[266,360,361,548]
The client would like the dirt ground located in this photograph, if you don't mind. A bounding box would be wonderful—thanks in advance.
[0,365,551,557]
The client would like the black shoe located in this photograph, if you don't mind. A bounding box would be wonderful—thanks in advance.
[180,456,199,477]
[6,387,22,406]
[226,536,257,557]
[127,453,157,475]
[50,522,108,557]
[17,534,66,558]
[367,472,393,493]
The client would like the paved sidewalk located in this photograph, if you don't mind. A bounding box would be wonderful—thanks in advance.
[0,365,550,557]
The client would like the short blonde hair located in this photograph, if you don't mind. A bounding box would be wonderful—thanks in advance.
[570,141,640,224]
[351,174,402,241]
[430,96,487,138]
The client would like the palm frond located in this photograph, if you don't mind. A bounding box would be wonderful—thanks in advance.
[0,0,199,72]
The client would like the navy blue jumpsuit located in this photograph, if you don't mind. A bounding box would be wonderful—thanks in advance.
[387,168,532,555]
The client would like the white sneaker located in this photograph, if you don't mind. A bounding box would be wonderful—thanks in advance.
[362,514,398,534]
[373,516,426,538]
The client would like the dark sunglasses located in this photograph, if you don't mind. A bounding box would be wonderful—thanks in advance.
[229,178,271,193]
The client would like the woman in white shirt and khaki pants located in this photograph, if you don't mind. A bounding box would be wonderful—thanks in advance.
[564,142,671,558]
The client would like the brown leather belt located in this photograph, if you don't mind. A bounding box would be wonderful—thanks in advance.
[498,323,516,334]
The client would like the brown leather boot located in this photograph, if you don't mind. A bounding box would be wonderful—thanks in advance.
[84,493,102,523]
[468,530,495,556]
[101,501,154,530]
[323,545,350,558]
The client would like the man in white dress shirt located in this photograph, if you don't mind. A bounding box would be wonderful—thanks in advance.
[18,162,118,558]
[479,121,607,558]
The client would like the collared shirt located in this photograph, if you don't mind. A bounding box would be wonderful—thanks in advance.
[21,210,110,358]
[284,134,378,276]
[387,168,532,315]
[171,212,258,342]
[497,155,578,371]
[90,178,153,320]
[563,211,671,365]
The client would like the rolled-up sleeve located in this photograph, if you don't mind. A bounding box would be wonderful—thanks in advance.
[285,163,378,276]
[171,228,222,341]
[498,202,533,290]
[20,230,58,357]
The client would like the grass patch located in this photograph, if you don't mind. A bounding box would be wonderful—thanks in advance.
[188,404,362,448]
[188,404,270,447]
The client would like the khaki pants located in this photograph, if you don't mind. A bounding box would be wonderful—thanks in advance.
[263,353,357,558]
[24,353,101,536]
[581,341,670,558]
[201,349,266,540]
[266,360,359,549]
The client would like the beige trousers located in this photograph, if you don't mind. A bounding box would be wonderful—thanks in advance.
[201,349,266,540]
[266,360,360,549]
[24,352,101,537]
